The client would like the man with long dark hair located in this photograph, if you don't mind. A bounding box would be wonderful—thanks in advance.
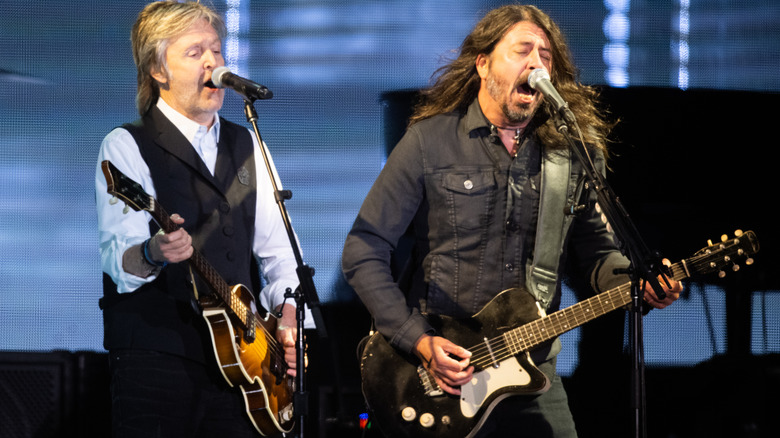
[343,5,681,437]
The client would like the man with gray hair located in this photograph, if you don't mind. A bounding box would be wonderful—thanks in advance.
[96,2,308,436]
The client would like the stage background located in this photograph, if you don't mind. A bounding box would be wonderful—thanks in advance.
[1,1,779,437]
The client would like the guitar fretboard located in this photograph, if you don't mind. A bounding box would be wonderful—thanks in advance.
[149,199,255,331]
[472,262,695,370]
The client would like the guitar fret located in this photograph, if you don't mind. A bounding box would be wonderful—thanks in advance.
[467,232,758,376]
[502,331,515,356]
[103,160,305,434]
[141,182,252,330]
[504,329,517,356]
[516,325,530,353]
[358,231,759,438]
[529,320,542,347]
[547,313,562,338]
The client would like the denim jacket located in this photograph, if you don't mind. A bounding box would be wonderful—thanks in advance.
[343,99,628,355]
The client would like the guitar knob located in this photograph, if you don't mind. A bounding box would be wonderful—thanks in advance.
[401,406,417,422]
[419,413,435,428]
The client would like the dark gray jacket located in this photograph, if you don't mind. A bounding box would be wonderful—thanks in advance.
[342,99,628,358]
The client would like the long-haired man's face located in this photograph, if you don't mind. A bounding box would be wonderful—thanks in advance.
[477,21,552,127]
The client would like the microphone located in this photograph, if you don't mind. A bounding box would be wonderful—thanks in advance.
[527,68,576,126]
[211,66,273,101]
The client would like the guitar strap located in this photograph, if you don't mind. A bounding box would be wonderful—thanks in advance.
[526,148,575,310]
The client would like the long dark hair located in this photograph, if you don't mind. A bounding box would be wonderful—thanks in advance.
[410,4,614,152]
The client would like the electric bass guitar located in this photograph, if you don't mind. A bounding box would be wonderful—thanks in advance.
[360,231,759,438]
[101,160,294,436]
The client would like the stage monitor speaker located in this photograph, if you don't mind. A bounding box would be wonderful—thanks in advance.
[0,351,74,438]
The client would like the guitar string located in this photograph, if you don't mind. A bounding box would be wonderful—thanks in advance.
[124,167,383,374]
[473,259,687,368]
[466,244,743,370]
[148,167,747,376]
[465,259,696,370]
[465,284,629,369]
[155,202,287,367]
[421,240,743,379]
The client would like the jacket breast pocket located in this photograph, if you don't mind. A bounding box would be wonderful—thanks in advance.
[441,171,497,230]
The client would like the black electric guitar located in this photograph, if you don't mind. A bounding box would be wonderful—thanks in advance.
[101,160,294,436]
[360,231,759,438]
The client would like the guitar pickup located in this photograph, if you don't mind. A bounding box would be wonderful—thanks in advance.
[243,311,256,343]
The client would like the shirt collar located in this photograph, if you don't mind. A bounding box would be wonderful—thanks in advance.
[155,97,221,144]
[463,97,547,139]
[463,98,491,135]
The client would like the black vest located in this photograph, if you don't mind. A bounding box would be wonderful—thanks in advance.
[102,106,258,363]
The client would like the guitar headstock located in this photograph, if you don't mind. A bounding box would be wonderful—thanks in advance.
[689,230,759,278]
[101,160,155,214]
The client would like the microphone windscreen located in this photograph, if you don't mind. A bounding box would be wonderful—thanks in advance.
[528,68,551,90]
[211,66,231,88]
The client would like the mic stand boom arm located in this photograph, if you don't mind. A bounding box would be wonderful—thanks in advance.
[242,97,327,438]
[550,109,670,438]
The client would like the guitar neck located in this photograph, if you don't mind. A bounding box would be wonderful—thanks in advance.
[147,200,253,328]
[502,261,689,357]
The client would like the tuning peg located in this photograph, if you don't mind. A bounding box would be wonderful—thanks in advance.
[721,234,728,242]
[123,205,130,214]
[734,229,743,237]
[109,196,118,205]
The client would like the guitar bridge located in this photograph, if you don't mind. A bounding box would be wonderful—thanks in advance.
[417,365,443,397]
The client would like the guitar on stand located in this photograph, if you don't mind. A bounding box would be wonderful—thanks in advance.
[360,231,759,438]
[102,160,295,436]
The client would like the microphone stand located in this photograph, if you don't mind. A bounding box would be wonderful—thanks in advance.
[241,96,327,438]
[549,105,670,438]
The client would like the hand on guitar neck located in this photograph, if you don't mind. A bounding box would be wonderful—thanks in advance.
[642,258,684,309]
[122,211,305,378]
[146,213,194,264]
[121,213,192,278]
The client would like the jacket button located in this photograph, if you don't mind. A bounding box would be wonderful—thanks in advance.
[505,263,514,271]
[223,225,234,236]
[464,180,473,190]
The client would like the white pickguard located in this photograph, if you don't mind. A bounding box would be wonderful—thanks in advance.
[459,355,531,418]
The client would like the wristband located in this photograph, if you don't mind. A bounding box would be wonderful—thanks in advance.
[142,238,167,268]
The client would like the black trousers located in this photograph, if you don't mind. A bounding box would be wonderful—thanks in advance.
[109,349,260,438]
